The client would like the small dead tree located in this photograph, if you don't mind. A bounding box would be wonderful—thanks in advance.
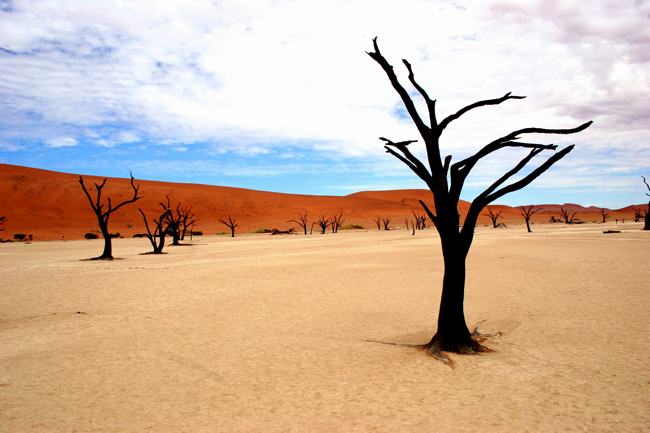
[368,38,591,361]
[643,176,650,230]
[558,207,580,224]
[316,215,331,234]
[139,206,171,254]
[288,211,309,235]
[598,208,610,223]
[484,207,505,228]
[381,217,392,230]
[633,208,644,223]
[0,216,4,239]
[79,172,142,260]
[179,205,198,240]
[219,215,238,237]
[372,217,382,230]
[519,205,542,233]
[412,210,428,229]
[159,197,184,245]
[331,210,345,233]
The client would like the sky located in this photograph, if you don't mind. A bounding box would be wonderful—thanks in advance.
[1,0,649,208]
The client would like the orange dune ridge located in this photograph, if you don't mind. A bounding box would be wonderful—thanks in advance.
[0,163,643,241]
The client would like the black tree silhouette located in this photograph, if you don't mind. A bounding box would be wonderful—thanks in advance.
[368,38,592,362]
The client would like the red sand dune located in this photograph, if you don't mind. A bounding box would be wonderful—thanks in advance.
[0,163,643,241]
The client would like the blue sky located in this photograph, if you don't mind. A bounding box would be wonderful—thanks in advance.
[1,0,649,208]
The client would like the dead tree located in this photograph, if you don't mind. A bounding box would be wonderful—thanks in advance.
[643,176,650,230]
[412,210,428,229]
[179,205,198,240]
[372,217,382,230]
[79,172,142,260]
[158,197,184,245]
[558,207,580,224]
[0,216,4,240]
[368,38,591,362]
[381,217,392,230]
[484,207,505,228]
[519,205,542,233]
[331,211,345,233]
[139,206,171,254]
[316,215,331,234]
[633,208,644,223]
[598,208,610,223]
[288,211,309,235]
[219,215,238,237]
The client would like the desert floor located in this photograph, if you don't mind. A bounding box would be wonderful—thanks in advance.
[1,222,648,432]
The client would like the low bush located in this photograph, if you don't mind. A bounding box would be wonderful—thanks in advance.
[84,233,98,239]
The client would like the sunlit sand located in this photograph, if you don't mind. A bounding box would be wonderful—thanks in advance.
[1,222,648,432]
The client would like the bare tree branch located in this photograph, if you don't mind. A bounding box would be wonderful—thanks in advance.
[439,92,525,132]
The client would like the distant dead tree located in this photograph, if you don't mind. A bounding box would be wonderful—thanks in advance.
[179,205,198,240]
[368,38,591,361]
[158,197,185,245]
[138,206,171,254]
[315,215,331,234]
[0,216,4,238]
[412,210,428,229]
[633,208,644,223]
[288,211,309,235]
[219,215,239,237]
[558,207,580,224]
[331,210,345,233]
[484,207,505,228]
[519,205,542,233]
[643,176,650,230]
[381,216,392,230]
[309,221,316,235]
[598,208,610,223]
[372,217,381,230]
[79,172,142,260]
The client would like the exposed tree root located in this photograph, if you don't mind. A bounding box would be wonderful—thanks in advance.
[81,256,118,261]
[367,320,502,366]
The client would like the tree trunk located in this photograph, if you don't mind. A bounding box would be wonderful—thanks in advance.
[645,202,650,230]
[525,218,532,232]
[98,222,114,260]
[422,220,488,360]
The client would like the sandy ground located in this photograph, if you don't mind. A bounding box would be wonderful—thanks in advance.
[1,222,648,432]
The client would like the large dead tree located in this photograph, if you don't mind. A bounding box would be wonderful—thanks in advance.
[368,38,591,362]
[79,172,142,260]
[643,176,650,230]
[519,205,542,233]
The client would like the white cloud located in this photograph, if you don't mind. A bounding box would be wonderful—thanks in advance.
[44,136,78,148]
[0,0,648,204]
